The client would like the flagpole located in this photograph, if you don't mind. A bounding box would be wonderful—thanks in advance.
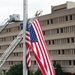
[23,0,28,75]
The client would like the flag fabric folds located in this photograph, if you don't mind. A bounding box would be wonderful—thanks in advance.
[26,19,56,75]
[20,23,31,67]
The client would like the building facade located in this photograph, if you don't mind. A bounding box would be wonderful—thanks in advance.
[1,1,75,73]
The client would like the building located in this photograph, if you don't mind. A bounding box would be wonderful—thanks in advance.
[0,1,75,73]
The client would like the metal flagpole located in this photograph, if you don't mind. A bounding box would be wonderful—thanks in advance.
[23,0,28,75]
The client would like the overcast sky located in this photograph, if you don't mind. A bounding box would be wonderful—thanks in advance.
[0,0,75,25]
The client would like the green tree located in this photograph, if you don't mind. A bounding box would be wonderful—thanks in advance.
[53,63,63,75]
[6,64,34,75]
[6,64,23,75]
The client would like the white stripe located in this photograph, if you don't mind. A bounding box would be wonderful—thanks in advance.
[32,43,37,55]
[26,35,30,40]
[25,40,31,45]
[26,31,29,34]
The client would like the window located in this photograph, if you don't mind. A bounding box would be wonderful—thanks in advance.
[65,16,68,21]
[71,38,74,43]
[52,40,54,45]
[67,38,70,43]
[51,19,53,24]
[73,60,75,65]
[69,15,72,20]
[53,61,56,64]
[60,28,63,33]
[58,50,60,55]
[47,20,49,25]
[62,50,64,54]
[14,53,18,56]
[49,40,51,45]
[43,31,45,35]
[9,61,13,65]
[57,29,59,33]
[4,37,6,41]
[69,60,71,65]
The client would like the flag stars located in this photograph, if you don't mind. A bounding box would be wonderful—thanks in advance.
[27,22,38,43]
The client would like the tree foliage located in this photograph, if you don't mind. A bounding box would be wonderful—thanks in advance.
[53,62,64,75]
[6,64,23,75]
[6,63,75,75]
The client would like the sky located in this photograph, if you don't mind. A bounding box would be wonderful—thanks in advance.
[0,0,75,25]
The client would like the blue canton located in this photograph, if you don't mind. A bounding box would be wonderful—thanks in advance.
[26,22,38,43]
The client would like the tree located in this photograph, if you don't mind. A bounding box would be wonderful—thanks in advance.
[6,64,34,75]
[53,63,63,75]
[6,64,23,75]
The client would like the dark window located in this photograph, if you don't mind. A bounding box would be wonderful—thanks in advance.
[51,19,53,24]
[54,61,56,64]
[73,60,75,65]
[47,20,49,25]
[65,16,68,21]
[60,28,63,33]
[67,38,70,43]
[69,60,71,65]
[57,29,59,33]
[71,38,74,43]
[49,40,51,45]
[58,50,60,55]
[69,15,72,20]
[43,31,45,35]
[52,40,54,44]
[62,50,64,54]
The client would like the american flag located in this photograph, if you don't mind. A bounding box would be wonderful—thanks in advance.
[26,19,56,75]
